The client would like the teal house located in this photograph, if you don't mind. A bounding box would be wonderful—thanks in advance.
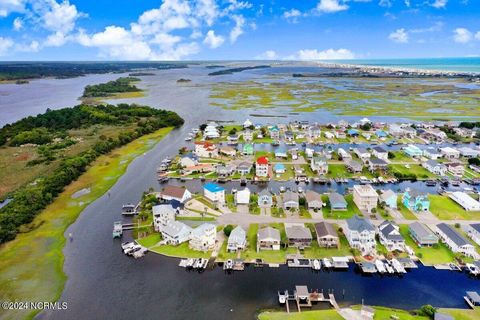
[402,189,430,212]
[243,143,254,155]
[404,144,423,158]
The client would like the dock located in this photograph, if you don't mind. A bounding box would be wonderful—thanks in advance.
[287,258,312,268]
[360,262,377,274]
[332,257,349,269]
[280,286,339,313]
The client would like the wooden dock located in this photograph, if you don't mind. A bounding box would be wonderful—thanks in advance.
[281,286,338,313]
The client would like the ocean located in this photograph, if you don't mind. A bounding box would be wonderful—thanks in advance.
[332,57,480,73]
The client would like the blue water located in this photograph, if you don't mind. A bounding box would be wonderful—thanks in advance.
[331,57,480,73]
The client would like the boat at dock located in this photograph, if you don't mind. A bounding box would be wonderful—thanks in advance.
[332,257,349,269]
[112,221,123,238]
[311,259,321,271]
[391,259,407,274]
[223,259,233,271]
[466,263,480,276]
[121,203,137,216]
[375,260,386,274]
[360,262,377,274]
[322,258,333,269]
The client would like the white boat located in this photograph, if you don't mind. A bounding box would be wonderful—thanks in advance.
[466,263,480,275]
[312,259,321,271]
[278,292,287,304]
[322,258,333,268]
[392,259,407,273]
[385,263,394,274]
[375,260,386,273]
[124,245,141,255]
[185,136,192,141]
[200,258,209,269]
[121,241,135,250]
[224,259,234,270]
[193,259,202,269]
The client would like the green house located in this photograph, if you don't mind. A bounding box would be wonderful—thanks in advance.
[243,143,254,155]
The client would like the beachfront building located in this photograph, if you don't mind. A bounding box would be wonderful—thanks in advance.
[283,191,299,210]
[258,189,273,208]
[161,221,192,245]
[404,144,423,158]
[379,189,397,209]
[315,222,339,248]
[344,215,376,255]
[203,182,225,204]
[440,147,460,159]
[449,192,480,211]
[160,185,192,204]
[235,188,251,205]
[285,224,312,248]
[189,223,216,252]
[423,160,447,176]
[256,156,269,177]
[372,146,388,161]
[311,156,328,175]
[402,189,430,212]
[204,123,220,139]
[463,224,480,246]
[328,192,348,211]
[353,184,378,213]
[305,190,323,210]
[257,227,281,251]
[227,226,246,252]
[436,223,476,257]
[408,222,438,247]
[446,162,465,177]
[378,220,405,252]
[153,204,176,232]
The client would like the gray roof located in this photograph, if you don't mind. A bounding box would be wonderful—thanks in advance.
[257,227,280,241]
[283,191,299,203]
[470,223,480,233]
[228,226,246,244]
[305,190,322,203]
[380,189,396,202]
[373,146,387,153]
[379,222,403,241]
[152,204,175,217]
[315,222,337,238]
[426,159,441,167]
[347,215,375,232]
[259,189,272,198]
[369,158,388,165]
[409,222,436,239]
[329,192,347,207]
[437,223,470,247]
[162,221,192,237]
[285,225,312,240]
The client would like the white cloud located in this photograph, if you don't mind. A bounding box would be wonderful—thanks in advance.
[15,40,39,52]
[453,28,472,43]
[431,0,447,8]
[13,17,23,31]
[255,50,278,60]
[0,0,25,17]
[294,48,355,60]
[389,28,409,43]
[44,31,68,47]
[317,0,348,13]
[0,37,14,55]
[42,0,84,33]
[379,0,392,7]
[283,9,302,23]
[229,14,245,43]
[203,30,224,48]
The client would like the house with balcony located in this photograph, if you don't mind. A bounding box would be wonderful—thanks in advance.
[402,189,429,212]
[344,215,376,255]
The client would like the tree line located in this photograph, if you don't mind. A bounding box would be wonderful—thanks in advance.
[82,77,142,97]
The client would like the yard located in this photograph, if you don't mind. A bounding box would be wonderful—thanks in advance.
[136,233,161,247]
[327,164,353,179]
[302,231,354,259]
[397,199,418,220]
[438,307,480,320]
[149,242,211,259]
[323,194,363,219]
[258,309,344,320]
[388,164,436,179]
[429,195,480,220]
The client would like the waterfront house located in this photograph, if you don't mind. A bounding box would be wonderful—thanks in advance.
[446,162,465,177]
[458,147,480,158]
[463,224,480,246]
[305,147,314,158]
[305,190,323,210]
[227,226,246,252]
[256,156,269,177]
[315,222,339,248]
[423,159,447,176]
[289,149,298,160]
[328,192,348,211]
[160,185,192,204]
[285,224,312,248]
[449,192,480,211]
[367,158,388,172]
[353,184,378,213]
[345,159,363,173]
[275,147,288,159]
[258,189,273,208]
[257,227,281,251]
[269,126,280,140]
[404,144,423,158]
[161,221,192,245]
[153,204,176,232]
[283,191,299,210]
[335,130,346,139]
[436,223,476,257]
[402,189,430,212]
[423,147,442,160]
[440,147,460,159]
[179,153,199,167]
[310,156,328,175]
[337,148,352,160]
[308,125,321,138]
[219,146,237,157]
[242,143,254,155]
[235,188,251,205]
[344,215,376,255]
[372,146,388,160]
[273,163,286,174]
[353,148,370,161]
[243,129,253,142]
[375,130,388,139]
[378,220,405,252]
[203,182,225,204]
[323,131,333,139]
[236,160,253,175]
[284,131,294,142]
[408,222,438,247]
[403,126,418,137]
[227,134,239,145]
[347,129,359,137]
[204,123,220,139]
[194,141,218,158]
[183,163,215,175]
[216,164,235,178]
[388,124,404,137]
[379,189,397,209]
[189,223,216,252]
[424,128,447,142]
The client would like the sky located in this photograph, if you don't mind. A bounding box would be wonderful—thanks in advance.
[0,0,479,61]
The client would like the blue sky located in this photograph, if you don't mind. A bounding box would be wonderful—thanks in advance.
[0,0,479,60]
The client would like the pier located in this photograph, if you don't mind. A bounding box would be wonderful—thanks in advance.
[279,286,339,313]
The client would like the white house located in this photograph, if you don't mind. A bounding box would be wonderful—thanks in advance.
[440,147,460,159]
[436,223,476,257]
[458,147,480,158]
[463,224,480,246]
[160,185,192,203]
[161,221,192,245]
[189,223,216,251]
[235,188,251,205]
[337,148,352,160]
[423,147,442,160]
[352,184,378,213]
[194,141,218,158]
[324,131,334,139]
[449,192,480,211]
[353,148,371,161]
[378,220,405,252]
[243,119,253,128]
[446,162,465,177]
[227,226,246,252]
[152,204,176,232]
[258,189,273,208]
[372,146,388,161]
[203,183,225,204]
[310,156,328,175]
[344,215,376,255]
[423,160,447,176]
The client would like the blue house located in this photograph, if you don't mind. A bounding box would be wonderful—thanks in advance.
[274,163,286,174]
[375,130,388,138]
[402,189,430,212]
[347,129,359,137]
[404,144,423,158]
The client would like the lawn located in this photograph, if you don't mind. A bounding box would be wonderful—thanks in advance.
[258,309,344,320]
[389,151,416,163]
[303,231,354,259]
[388,164,436,179]
[397,199,418,220]
[216,240,239,261]
[399,224,455,265]
[0,127,173,320]
[372,306,429,320]
[150,242,211,259]
[323,194,362,219]
[429,195,480,220]
[438,308,480,320]
[136,233,161,247]
[327,164,353,179]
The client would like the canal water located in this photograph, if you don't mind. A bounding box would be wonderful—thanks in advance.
[1,65,479,319]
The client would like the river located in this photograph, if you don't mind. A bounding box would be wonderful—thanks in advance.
[0,65,479,319]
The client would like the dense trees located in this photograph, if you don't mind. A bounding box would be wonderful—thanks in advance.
[82,77,142,97]
[0,104,184,243]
